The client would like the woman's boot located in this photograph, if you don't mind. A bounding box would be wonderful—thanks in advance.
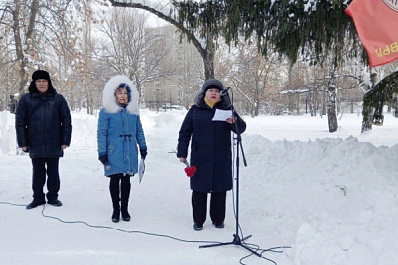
[109,176,120,223]
[120,177,131,221]
[111,203,120,223]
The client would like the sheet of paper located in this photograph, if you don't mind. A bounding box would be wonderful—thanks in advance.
[138,158,145,183]
[212,109,233,121]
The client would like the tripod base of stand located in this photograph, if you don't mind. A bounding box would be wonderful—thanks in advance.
[199,234,261,257]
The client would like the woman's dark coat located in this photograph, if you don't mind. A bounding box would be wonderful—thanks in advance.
[177,94,246,193]
[15,85,72,158]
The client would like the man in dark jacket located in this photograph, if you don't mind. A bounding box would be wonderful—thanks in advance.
[15,70,72,209]
[177,79,246,231]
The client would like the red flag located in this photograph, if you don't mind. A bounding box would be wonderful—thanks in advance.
[346,0,398,67]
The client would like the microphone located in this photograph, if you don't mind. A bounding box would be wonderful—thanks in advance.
[220,87,231,96]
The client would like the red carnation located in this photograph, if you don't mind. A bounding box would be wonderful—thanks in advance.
[184,166,196,177]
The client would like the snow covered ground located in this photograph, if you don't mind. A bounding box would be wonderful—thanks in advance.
[1,109,397,265]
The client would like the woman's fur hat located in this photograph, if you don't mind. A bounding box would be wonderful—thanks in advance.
[103,75,139,115]
[201,79,224,93]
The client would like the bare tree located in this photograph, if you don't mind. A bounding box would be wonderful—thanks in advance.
[0,21,19,111]
[158,25,204,108]
[107,0,217,80]
[218,39,286,117]
[1,0,40,94]
[93,8,169,101]
[0,0,85,95]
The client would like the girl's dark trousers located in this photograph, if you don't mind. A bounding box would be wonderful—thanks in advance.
[109,173,131,219]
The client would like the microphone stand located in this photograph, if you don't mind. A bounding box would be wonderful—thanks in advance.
[199,90,261,258]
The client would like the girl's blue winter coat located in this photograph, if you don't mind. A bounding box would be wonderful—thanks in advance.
[97,108,146,176]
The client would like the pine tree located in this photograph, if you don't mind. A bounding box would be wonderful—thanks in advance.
[362,71,398,132]
[109,0,397,131]
[175,0,364,132]
[221,0,362,66]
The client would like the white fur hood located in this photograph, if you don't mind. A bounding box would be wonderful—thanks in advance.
[102,75,139,115]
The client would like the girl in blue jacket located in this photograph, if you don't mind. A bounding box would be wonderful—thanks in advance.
[97,75,147,222]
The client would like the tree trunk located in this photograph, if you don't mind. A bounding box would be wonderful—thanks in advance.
[108,1,215,80]
[13,0,25,94]
[254,101,259,117]
[202,42,215,79]
[12,0,40,94]
[322,89,327,116]
[310,91,316,116]
[360,73,377,133]
[327,84,338,133]
[361,106,373,132]
[296,94,300,115]
[251,101,259,117]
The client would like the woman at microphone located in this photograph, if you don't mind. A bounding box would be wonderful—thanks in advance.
[177,79,246,231]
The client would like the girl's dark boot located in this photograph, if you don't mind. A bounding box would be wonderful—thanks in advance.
[120,177,131,221]
[111,203,120,223]
[110,176,121,223]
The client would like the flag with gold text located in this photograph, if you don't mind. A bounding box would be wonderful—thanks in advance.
[346,0,398,67]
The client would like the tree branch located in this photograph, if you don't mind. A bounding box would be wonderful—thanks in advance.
[108,0,206,56]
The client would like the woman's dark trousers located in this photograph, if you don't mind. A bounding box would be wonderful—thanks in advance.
[109,174,131,221]
[31,157,60,202]
[192,190,226,225]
